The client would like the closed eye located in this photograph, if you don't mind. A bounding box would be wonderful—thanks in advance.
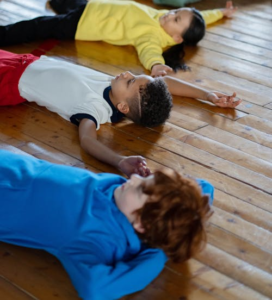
[127,78,135,87]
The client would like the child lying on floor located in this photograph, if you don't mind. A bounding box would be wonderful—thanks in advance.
[0,149,214,299]
[0,0,237,76]
[0,50,241,177]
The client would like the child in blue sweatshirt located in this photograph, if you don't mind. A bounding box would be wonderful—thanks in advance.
[0,150,213,299]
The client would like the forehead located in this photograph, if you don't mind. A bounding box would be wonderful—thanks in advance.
[141,174,155,190]
[172,7,193,21]
[174,7,192,14]
[136,74,153,84]
[131,75,153,95]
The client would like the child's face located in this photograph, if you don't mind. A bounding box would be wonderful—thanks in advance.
[110,71,153,114]
[160,8,193,43]
[114,174,154,227]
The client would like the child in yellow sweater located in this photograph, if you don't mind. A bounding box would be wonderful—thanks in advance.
[0,0,237,76]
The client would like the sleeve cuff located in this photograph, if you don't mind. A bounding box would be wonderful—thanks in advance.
[70,113,98,128]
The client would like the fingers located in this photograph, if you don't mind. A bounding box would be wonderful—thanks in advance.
[151,65,173,77]
[216,95,242,108]
[134,157,151,177]
[226,1,233,9]
[134,165,151,177]
[224,1,237,17]
[152,70,167,78]
[228,92,237,98]
[136,156,146,164]
[231,97,242,107]
[233,6,238,14]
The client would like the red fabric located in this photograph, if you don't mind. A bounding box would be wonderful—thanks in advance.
[0,50,39,106]
[31,39,59,57]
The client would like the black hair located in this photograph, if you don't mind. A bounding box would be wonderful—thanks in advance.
[162,8,205,71]
[127,78,172,127]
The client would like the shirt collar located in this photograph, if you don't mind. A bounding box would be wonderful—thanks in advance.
[101,176,142,255]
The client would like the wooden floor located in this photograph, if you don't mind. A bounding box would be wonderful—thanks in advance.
[1,0,272,299]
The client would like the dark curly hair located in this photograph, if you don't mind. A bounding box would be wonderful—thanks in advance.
[134,168,213,263]
[126,78,172,127]
[162,8,205,71]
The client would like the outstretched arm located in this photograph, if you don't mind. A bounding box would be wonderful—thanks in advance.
[201,1,238,25]
[62,247,167,300]
[78,119,150,177]
[162,76,242,108]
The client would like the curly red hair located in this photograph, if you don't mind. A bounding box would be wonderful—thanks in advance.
[134,168,213,263]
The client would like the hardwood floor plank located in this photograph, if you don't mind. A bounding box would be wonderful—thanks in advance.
[206,26,272,50]
[214,190,272,232]
[237,114,272,134]
[169,259,270,300]
[189,49,272,88]
[264,102,272,109]
[0,275,37,300]
[0,244,79,300]
[203,31,272,59]
[196,126,272,163]
[220,19,272,42]
[211,207,272,253]
[197,244,272,298]
[199,39,272,67]
[154,125,272,178]
[170,107,272,149]
[140,131,272,192]
[207,225,272,275]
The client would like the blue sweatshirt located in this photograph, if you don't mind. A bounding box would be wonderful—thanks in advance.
[0,150,214,299]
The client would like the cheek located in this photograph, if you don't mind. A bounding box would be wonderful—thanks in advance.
[113,86,124,100]
[124,193,140,212]
[116,83,126,95]
[170,22,177,33]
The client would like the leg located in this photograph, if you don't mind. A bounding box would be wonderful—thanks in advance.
[0,50,39,106]
[50,0,87,14]
[0,5,85,46]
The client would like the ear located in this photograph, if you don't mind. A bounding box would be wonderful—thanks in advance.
[133,219,145,234]
[116,102,129,114]
[173,35,183,44]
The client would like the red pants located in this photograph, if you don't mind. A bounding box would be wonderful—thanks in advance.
[0,50,39,106]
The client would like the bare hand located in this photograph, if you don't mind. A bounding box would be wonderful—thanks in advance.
[151,64,173,77]
[221,1,238,18]
[207,92,242,108]
[118,156,151,177]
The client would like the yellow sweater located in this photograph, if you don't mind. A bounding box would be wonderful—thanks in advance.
[75,0,223,70]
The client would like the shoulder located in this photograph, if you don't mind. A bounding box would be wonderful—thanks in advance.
[196,179,214,205]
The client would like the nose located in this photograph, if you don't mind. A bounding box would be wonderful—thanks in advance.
[168,12,175,20]
[121,71,133,79]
